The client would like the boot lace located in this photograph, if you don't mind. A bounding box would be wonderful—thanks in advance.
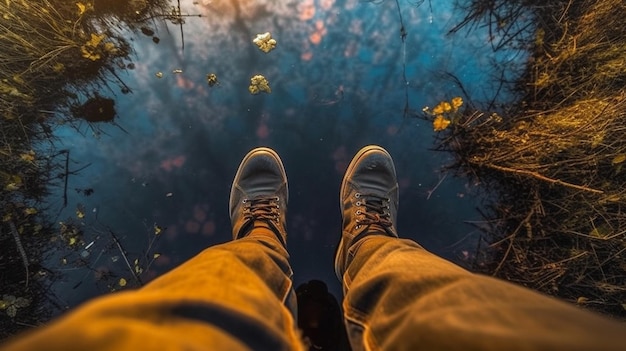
[243,196,280,223]
[355,192,392,232]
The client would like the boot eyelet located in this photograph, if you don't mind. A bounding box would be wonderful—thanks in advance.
[356,210,361,215]
[355,193,361,198]
[275,196,280,201]
[356,201,361,206]
[242,199,248,203]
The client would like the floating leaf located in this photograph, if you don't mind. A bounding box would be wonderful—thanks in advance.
[253,32,277,53]
[206,73,219,87]
[249,75,271,95]
[119,278,127,287]
[155,72,163,78]
[153,253,161,259]
[24,207,37,216]
[433,115,451,132]
[451,96,463,111]
[154,224,162,235]
[69,237,77,246]
[76,206,85,219]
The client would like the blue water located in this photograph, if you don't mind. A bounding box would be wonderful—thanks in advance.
[48,0,526,309]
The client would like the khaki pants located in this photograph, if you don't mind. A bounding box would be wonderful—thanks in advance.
[3,229,625,350]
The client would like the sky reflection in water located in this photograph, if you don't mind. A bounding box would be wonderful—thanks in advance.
[50,0,524,307]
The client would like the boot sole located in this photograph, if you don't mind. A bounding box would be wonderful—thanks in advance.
[334,145,392,280]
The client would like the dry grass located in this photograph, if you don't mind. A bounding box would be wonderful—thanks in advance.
[433,0,626,317]
[0,0,169,338]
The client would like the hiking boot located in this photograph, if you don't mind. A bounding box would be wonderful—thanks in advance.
[229,147,288,245]
[334,145,399,279]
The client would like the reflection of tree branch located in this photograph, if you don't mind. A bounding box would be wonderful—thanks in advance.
[8,221,29,288]
[62,150,69,208]
[177,0,184,51]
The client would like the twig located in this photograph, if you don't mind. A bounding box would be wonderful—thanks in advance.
[485,163,604,194]
[8,221,29,288]
[109,230,143,286]
[426,172,447,200]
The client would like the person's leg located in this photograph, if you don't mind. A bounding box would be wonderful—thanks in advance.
[2,147,305,351]
[335,145,626,351]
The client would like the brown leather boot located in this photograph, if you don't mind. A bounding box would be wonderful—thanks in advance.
[334,145,399,280]
[229,147,288,245]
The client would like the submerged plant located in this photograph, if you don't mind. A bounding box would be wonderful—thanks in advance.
[0,295,31,318]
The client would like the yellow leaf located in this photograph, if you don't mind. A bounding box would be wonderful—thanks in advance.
[153,253,161,259]
[432,104,444,115]
[433,115,451,132]
[442,102,452,112]
[134,258,139,266]
[87,33,105,47]
[76,208,85,219]
[249,75,271,95]
[612,154,626,165]
[20,150,35,162]
[13,75,25,85]
[451,96,463,110]
[104,42,117,53]
[576,297,589,304]
[24,207,37,216]
[52,63,65,73]
[5,183,20,191]
[118,278,127,287]
[76,2,86,15]
[154,224,162,235]
[69,237,77,246]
